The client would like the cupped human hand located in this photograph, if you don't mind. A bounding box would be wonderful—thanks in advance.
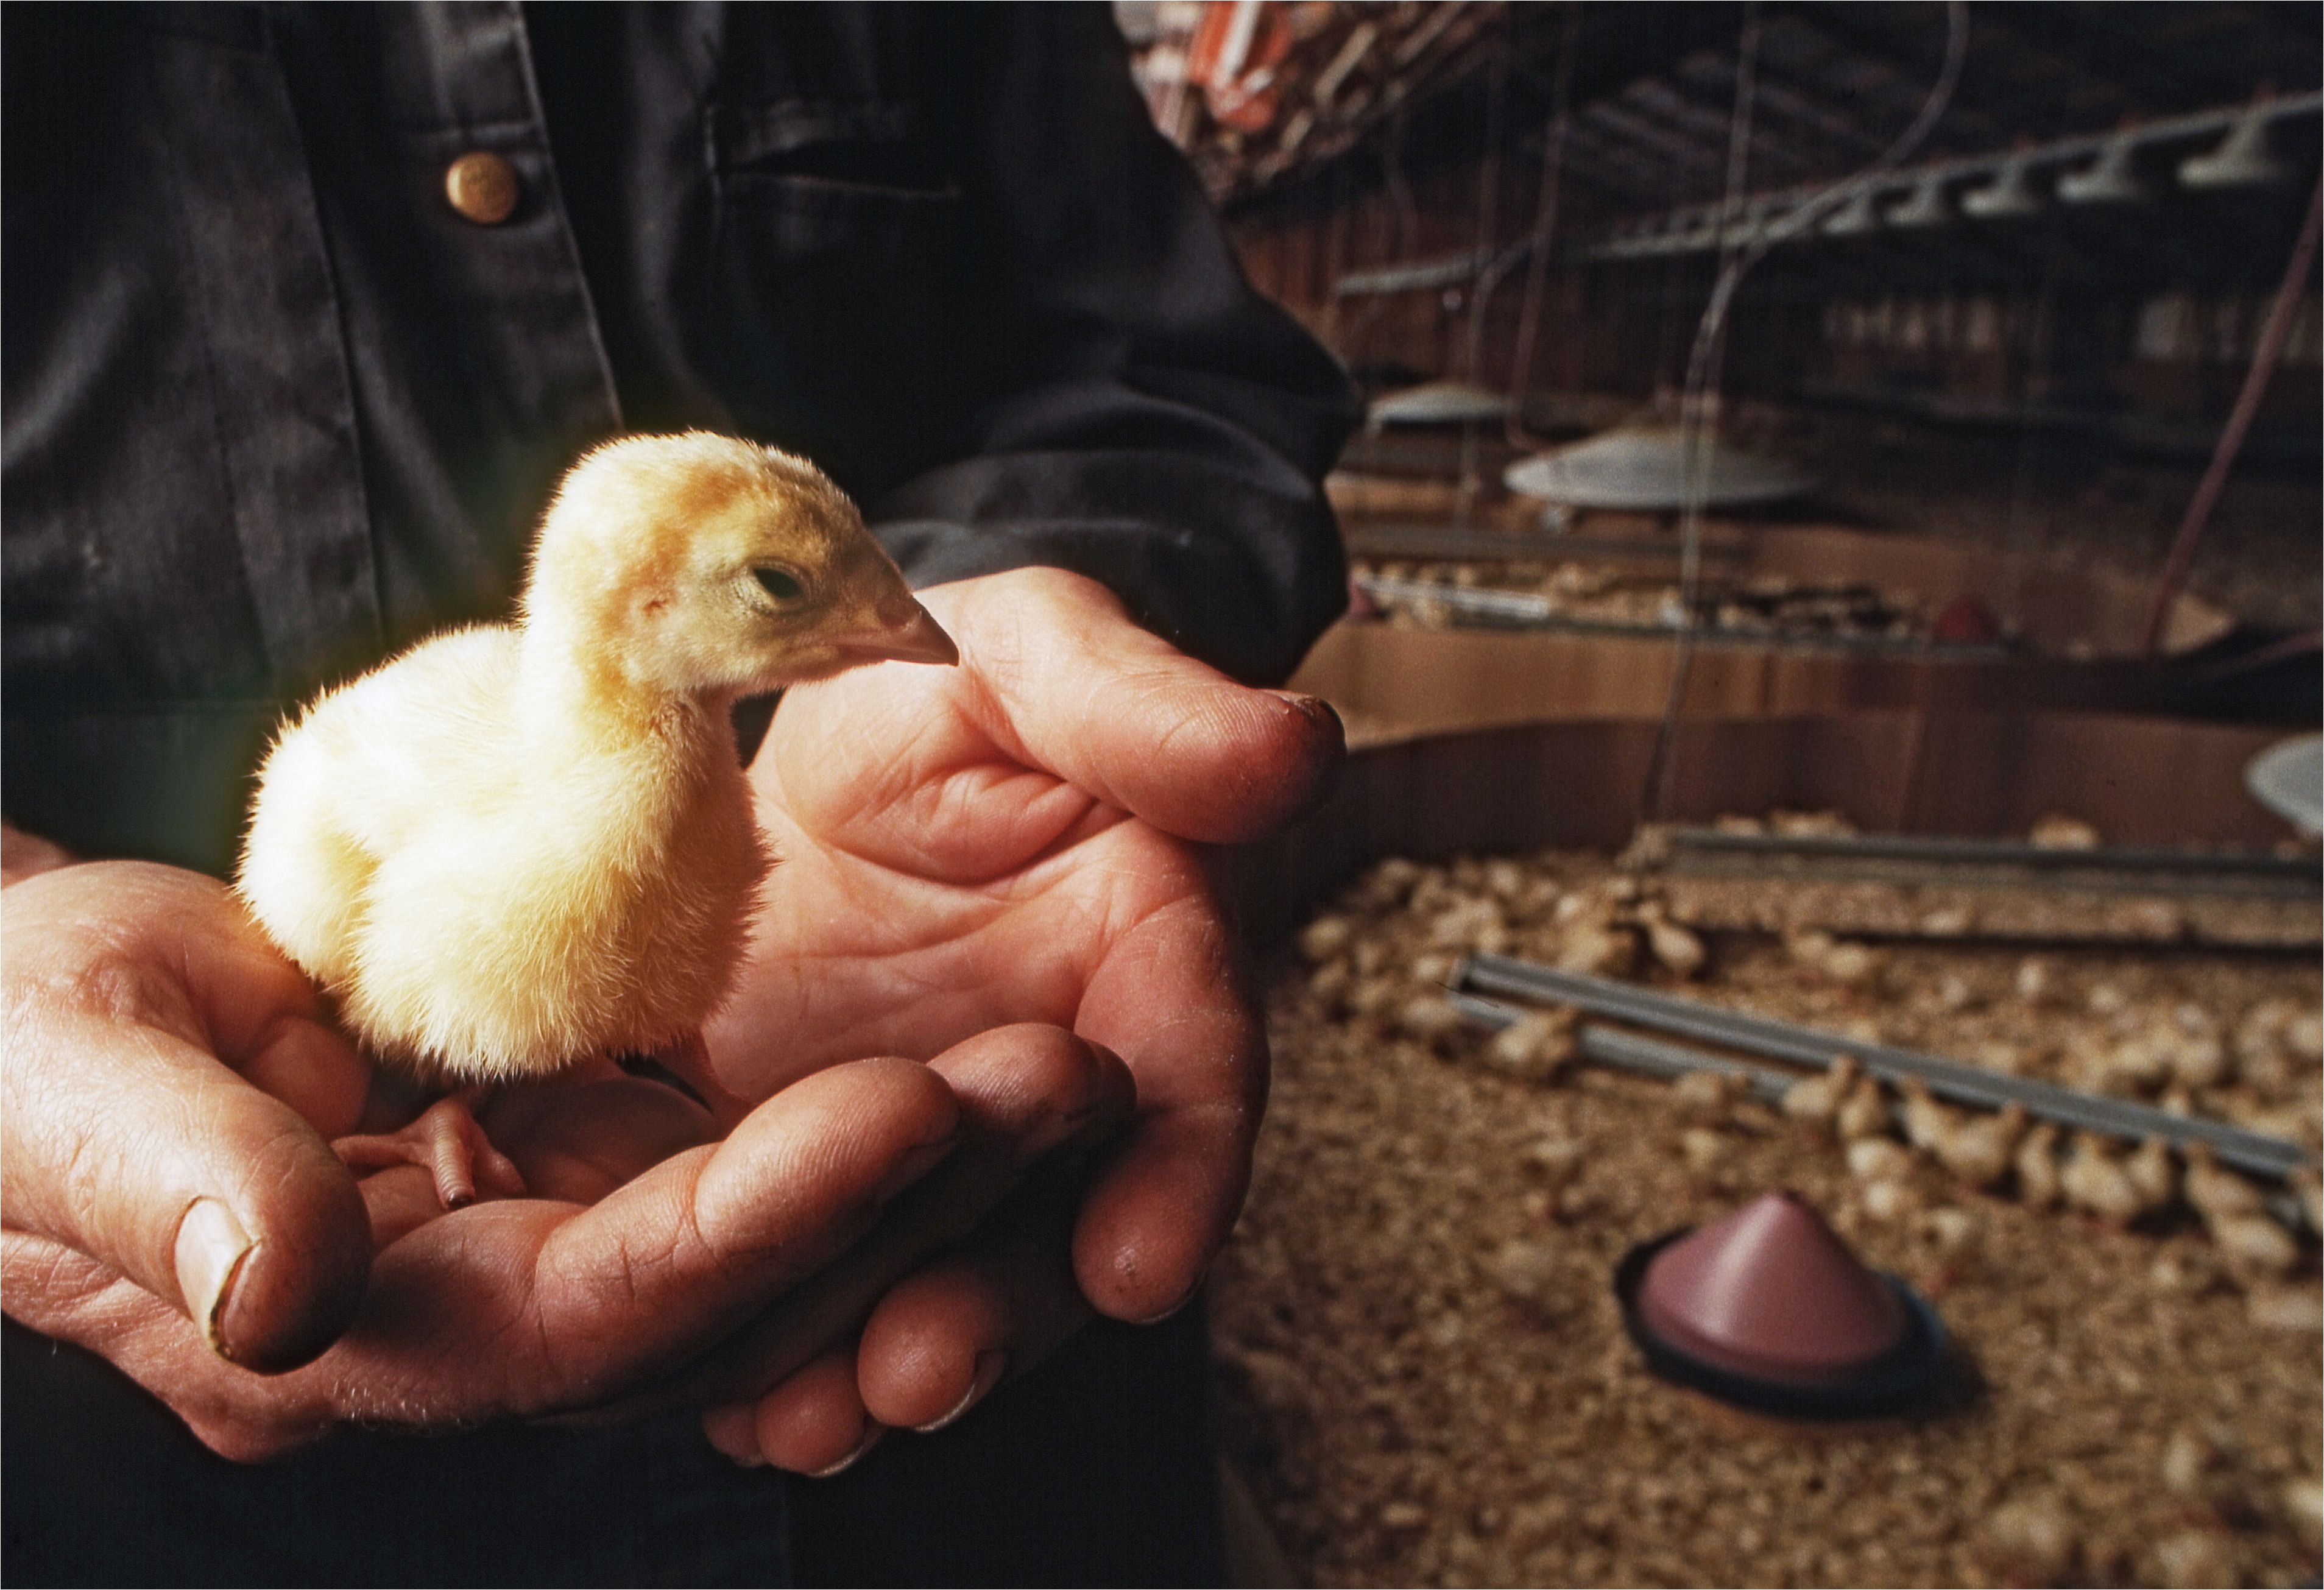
[2,858,375,1379]
[0,855,1134,1462]
[701,565,1342,1463]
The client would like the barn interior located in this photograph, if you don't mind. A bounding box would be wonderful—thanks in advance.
[1115,4,2324,1585]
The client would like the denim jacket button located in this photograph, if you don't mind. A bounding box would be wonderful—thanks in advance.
[444,152,520,224]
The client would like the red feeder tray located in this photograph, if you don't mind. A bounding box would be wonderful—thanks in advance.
[1614,1191,1951,1420]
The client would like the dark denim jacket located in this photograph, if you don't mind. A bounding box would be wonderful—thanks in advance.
[1,4,1352,1581]
[3,0,1355,876]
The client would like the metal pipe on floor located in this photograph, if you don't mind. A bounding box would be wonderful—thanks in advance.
[1455,951,2315,1180]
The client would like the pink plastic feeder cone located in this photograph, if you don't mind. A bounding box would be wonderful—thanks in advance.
[1616,1192,1949,1419]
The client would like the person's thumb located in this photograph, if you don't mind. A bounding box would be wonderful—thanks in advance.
[2,866,373,1373]
[947,568,1346,844]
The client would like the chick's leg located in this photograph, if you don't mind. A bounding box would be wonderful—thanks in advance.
[333,1087,527,1210]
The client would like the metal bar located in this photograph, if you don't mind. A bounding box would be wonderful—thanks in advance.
[1656,826,2321,885]
[1335,434,1519,476]
[1450,988,2314,1229]
[1345,525,1747,564]
[1355,574,2011,659]
[1569,91,2324,264]
[1334,233,1532,299]
[1455,952,2316,1179]
[1334,249,1504,298]
[1449,990,1799,1104]
[1681,55,1891,161]
[1584,97,1729,177]
[1358,575,1558,623]
[1779,7,2015,150]
[1659,855,2319,905]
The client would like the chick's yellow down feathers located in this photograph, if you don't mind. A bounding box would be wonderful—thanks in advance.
[237,433,956,1084]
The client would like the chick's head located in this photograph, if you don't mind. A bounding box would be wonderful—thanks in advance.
[524,432,956,699]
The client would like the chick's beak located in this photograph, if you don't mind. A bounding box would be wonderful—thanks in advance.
[832,599,959,667]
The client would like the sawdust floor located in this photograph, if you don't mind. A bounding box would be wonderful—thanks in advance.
[1211,852,2322,1588]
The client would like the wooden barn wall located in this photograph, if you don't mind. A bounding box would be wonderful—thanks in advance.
[1227,155,2323,426]
[1234,159,1599,394]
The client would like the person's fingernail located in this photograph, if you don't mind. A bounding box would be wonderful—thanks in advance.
[913,1351,1007,1435]
[872,1133,958,1205]
[174,1198,254,1359]
[806,1423,885,1479]
[1128,1269,1209,1327]
[1266,690,1341,729]
[1263,693,1346,805]
[702,1404,763,1466]
[1017,1082,1121,1159]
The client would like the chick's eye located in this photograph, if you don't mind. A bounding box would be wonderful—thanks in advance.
[753,567,804,602]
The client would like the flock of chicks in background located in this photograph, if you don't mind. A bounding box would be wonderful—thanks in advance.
[1356,557,1940,646]
[1290,824,2322,1307]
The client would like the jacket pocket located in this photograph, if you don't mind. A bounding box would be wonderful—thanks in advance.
[713,166,962,259]
[708,96,962,253]
[700,97,972,473]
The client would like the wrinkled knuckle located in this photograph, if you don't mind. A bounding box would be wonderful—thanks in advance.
[62,952,174,1030]
[539,1236,654,1366]
[4,959,119,1040]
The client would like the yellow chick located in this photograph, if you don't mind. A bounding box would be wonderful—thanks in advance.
[2181,1141,2266,1223]
[2060,1132,2166,1225]
[1779,1053,1862,1134]
[1899,1080,2029,1191]
[2014,1122,2063,1209]
[238,433,955,1204]
[1836,1073,1895,1142]
[2123,1136,2178,1210]
[2207,1210,2300,1274]
[2291,1169,2322,1235]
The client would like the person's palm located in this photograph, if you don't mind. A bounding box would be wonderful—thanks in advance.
[702,567,1341,1438]
[1,860,1131,1468]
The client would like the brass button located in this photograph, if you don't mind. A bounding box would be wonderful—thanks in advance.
[444,151,520,224]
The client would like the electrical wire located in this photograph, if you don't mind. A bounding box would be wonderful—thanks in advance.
[1458,21,1510,384]
[1644,0,1971,819]
[1332,108,1418,387]
[2001,223,2068,633]
[1502,2,1584,449]
[1453,24,1514,523]
[1319,163,1354,350]
[2141,174,2324,655]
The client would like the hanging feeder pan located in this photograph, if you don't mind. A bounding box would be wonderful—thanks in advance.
[2246,733,2323,838]
[1503,428,1815,512]
[1367,380,1514,427]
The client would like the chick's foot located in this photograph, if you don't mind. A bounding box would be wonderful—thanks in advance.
[334,1088,527,1210]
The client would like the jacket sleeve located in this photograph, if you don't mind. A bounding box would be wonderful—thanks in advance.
[866,3,1359,686]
